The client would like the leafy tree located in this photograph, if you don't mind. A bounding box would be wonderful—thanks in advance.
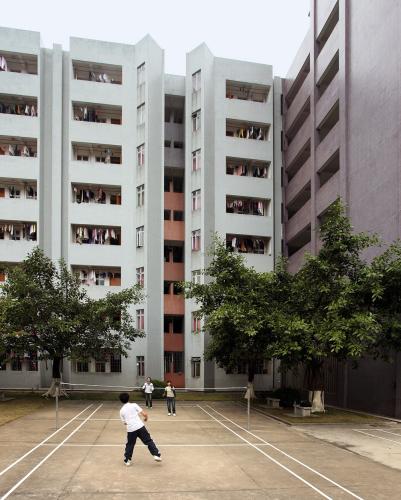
[0,248,144,396]
[269,200,381,411]
[182,239,278,391]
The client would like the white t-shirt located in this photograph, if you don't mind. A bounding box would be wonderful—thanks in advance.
[142,382,154,394]
[120,403,144,432]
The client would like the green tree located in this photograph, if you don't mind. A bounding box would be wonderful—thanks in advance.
[269,200,380,411]
[0,248,144,396]
[182,239,278,392]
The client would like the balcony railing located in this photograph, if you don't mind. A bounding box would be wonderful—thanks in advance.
[72,60,122,85]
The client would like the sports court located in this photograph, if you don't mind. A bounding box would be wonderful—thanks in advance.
[1,399,401,499]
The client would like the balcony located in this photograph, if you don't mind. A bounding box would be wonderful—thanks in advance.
[72,266,121,288]
[0,183,38,221]
[285,115,312,169]
[164,262,184,281]
[287,241,311,274]
[0,221,37,261]
[316,170,340,216]
[72,184,121,206]
[226,97,272,125]
[164,141,184,168]
[226,196,270,216]
[70,103,122,145]
[164,220,185,241]
[226,234,271,255]
[0,51,38,75]
[285,74,311,131]
[286,158,311,205]
[164,192,184,211]
[0,112,39,139]
[316,23,339,84]
[164,294,185,315]
[0,137,38,179]
[0,72,39,98]
[316,122,339,171]
[164,333,184,352]
[286,199,311,242]
[72,60,122,84]
[316,73,339,125]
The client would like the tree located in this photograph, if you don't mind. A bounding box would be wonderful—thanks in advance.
[182,239,278,391]
[0,248,144,396]
[269,200,380,412]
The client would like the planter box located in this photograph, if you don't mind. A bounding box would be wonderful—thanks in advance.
[266,397,281,408]
[294,404,312,417]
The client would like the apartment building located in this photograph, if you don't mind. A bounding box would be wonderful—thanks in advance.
[0,27,282,391]
[281,0,401,418]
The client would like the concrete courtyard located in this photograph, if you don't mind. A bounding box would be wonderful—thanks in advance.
[0,400,401,499]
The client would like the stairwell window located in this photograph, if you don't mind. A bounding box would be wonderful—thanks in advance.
[192,149,201,171]
[192,70,201,92]
[137,184,145,207]
[192,110,201,132]
[137,63,145,103]
[136,309,145,330]
[192,270,202,284]
[191,229,201,251]
[191,357,201,377]
[136,226,144,248]
[191,189,201,211]
[192,312,201,333]
[136,266,144,287]
[137,104,145,126]
[137,355,145,376]
[137,144,145,167]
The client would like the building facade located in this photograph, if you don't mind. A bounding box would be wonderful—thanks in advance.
[0,27,282,391]
[282,0,401,418]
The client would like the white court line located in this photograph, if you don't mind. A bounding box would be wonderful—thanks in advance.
[204,405,364,500]
[198,405,332,500]
[354,428,401,438]
[0,404,93,477]
[353,429,401,446]
[81,418,215,422]
[40,443,274,448]
[0,404,103,500]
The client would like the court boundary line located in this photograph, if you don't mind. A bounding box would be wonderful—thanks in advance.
[353,429,401,446]
[203,404,364,500]
[39,443,275,448]
[354,428,401,438]
[0,404,93,478]
[198,405,333,500]
[0,404,103,500]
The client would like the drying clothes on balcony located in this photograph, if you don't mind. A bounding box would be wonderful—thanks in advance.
[26,186,36,199]
[232,126,266,141]
[88,71,111,83]
[0,102,37,116]
[0,223,36,241]
[227,236,265,255]
[226,198,265,216]
[74,226,120,245]
[0,55,8,72]
[253,166,268,178]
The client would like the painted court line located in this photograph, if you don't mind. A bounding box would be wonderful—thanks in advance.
[40,442,273,448]
[81,418,215,422]
[0,404,93,478]
[355,428,401,438]
[198,405,333,500]
[204,405,364,500]
[353,429,401,446]
[0,404,103,500]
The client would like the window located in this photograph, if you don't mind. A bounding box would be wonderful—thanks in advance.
[191,189,201,211]
[192,312,201,334]
[95,358,106,373]
[136,267,144,287]
[173,177,184,193]
[191,357,201,377]
[137,144,145,167]
[137,309,145,330]
[136,184,145,207]
[164,140,171,148]
[164,210,171,221]
[137,104,145,126]
[137,63,146,85]
[11,355,22,371]
[76,360,89,372]
[192,110,201,132]
[192,149,201,171]
[136,226,144,248]
[192,70,201,92]
[27,351,38,371]
[164,281,171,295]
[110,353,122,373]
[174,141,183,149]
[192,270,202,284]
[137,355,145,377]
[164,315,184,334]
[173,211,184,221]
[95,271,107,286]
[191,230,201,251]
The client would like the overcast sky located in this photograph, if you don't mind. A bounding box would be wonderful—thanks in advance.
[9,0,310,77]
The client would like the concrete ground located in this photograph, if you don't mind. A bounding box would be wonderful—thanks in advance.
[0,401,401,499]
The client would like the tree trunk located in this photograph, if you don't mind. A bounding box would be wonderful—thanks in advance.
[42,357,68,398]
[305,359,325,412]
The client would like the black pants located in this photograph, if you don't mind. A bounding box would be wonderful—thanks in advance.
[124,426,160,460]
[145,393,152,408]
[166,397,176,414]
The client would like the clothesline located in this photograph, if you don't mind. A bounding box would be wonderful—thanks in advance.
[227,236,266,255]
[0,102,37,117]
[74,226,121,245]
[0,223,37,241]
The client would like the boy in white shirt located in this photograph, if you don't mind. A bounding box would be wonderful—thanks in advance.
[119,392,162,466]
[142,377,154,408]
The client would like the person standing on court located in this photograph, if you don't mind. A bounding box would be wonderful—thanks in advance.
[163,380,176,416]
[142,377,154,409]
[119,392,162,466]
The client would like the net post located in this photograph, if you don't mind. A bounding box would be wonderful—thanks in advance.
[55,393,59,430]
[247,393,250,430]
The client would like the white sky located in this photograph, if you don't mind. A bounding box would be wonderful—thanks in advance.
[8,0,310,77]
